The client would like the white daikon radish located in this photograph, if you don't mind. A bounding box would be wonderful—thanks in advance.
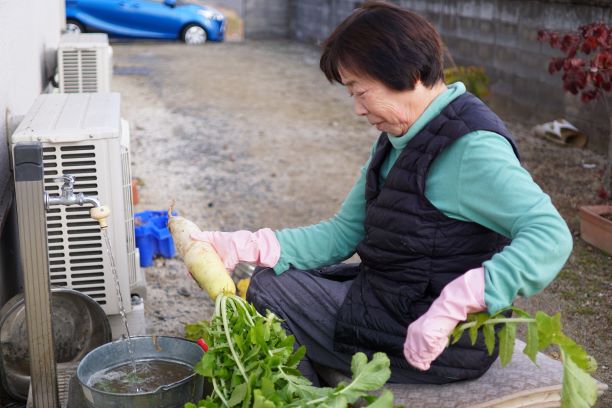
[168,208,236,300]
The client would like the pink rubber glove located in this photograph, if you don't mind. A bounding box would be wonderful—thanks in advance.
[403,267,487,371]
[190,228,280,272]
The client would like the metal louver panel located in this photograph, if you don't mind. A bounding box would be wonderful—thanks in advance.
[121,146,138,286]
[42,145,107,306]
[61,50,80,93]
[60,49,100,93]
[81,50,99,92]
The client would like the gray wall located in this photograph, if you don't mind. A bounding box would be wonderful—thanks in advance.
[206,0,245,14]
[245,0,292,39]
[203,0,291,38]
[0,0,64,306]
[293,0,359,42]
[284,0,611,154]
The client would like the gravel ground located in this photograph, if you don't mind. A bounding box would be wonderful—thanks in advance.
[111,40,610,406]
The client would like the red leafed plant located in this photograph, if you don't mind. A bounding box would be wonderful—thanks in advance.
[537,22,611,199]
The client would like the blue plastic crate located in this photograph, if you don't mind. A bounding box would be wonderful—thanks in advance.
[134,210,176,267]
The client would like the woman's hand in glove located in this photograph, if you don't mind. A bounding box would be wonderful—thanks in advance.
[190,228,280,272]
[403,267,487,371]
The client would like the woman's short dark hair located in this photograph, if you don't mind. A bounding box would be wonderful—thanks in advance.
[320,1,444,91]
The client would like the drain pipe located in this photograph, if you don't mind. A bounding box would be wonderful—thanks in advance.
[13,142,59,407]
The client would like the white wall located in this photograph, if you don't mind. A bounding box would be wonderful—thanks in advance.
[0,0,64,305]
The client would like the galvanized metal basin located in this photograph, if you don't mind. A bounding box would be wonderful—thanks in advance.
[77,336,204,408]
[0,288,112,401]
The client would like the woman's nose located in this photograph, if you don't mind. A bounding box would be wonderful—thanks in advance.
[354,100,368,116]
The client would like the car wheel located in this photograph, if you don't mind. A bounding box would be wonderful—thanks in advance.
[182,24,207,45]
[65,19,84,34]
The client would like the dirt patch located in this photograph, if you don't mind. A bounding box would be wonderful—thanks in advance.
[111,40,610,406]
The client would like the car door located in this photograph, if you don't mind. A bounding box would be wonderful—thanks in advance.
[125,0,184,38]
[76,0,135,35]
[103,0,183,38]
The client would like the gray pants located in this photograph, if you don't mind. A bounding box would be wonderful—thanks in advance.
[246,264,441,386]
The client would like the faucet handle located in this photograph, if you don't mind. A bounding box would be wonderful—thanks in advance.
[54,174,75,188]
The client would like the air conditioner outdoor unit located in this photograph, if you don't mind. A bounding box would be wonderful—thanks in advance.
[58,33,112,93]
[10,93,144,319]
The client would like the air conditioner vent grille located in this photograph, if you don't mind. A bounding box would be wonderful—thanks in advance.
[42,144,108,307]
[121,146,138,286]
[60,49,100,93]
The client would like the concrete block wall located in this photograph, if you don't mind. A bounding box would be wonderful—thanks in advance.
[286,0,611,154]
[293,0,361,43]
[244,0,292,39]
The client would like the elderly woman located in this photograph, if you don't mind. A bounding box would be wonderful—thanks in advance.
[192,1,572,385]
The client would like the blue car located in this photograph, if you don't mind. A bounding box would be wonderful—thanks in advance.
[65,0,225,44]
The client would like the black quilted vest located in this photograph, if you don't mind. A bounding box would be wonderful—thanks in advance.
[333,92,519,382]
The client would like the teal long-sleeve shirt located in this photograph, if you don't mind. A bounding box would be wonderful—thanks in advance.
[273,82,573,314]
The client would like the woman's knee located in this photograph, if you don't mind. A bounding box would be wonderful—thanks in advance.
[245,268,278,313]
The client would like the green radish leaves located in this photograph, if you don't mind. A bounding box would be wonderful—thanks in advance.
[309,352,392,406]
[497,322,517,367]
[185,294,394,408]
[561,349,599,408]
[451,306,600,408]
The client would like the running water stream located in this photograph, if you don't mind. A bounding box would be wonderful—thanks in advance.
[101,229,141,391]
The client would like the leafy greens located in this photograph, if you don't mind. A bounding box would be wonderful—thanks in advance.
[451,306,600,408]
[185,294,394,408]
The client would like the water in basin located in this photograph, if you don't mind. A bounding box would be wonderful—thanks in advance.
[88,359,194,394]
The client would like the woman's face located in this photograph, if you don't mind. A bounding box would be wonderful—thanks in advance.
[339,67,442,136]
